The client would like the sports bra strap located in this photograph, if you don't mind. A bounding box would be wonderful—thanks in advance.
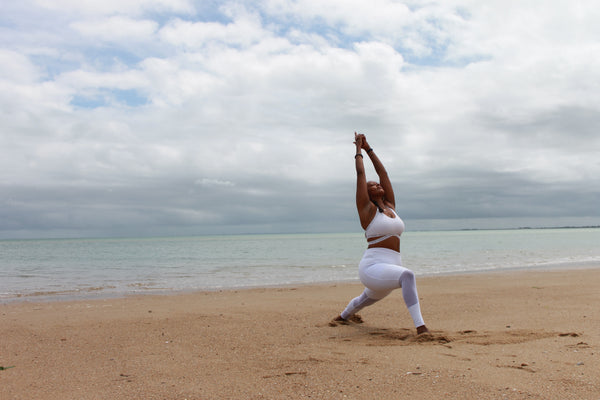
[367,234,401,245]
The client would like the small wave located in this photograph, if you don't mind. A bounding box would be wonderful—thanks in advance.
[1,285,118,301]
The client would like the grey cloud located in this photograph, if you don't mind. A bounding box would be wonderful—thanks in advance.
[477,106,600,148]
[3,162,599,239]
[396,167,600,220]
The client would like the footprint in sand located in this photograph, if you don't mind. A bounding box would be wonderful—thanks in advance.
[362,328,452,345]
[328,314,364,326]
[331,325,560,347]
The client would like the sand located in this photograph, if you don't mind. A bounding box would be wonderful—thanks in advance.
[1,267,598,399]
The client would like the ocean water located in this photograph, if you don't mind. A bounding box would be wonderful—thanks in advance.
[1,228,599,302]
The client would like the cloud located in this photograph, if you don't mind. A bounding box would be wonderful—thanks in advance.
[0,49,43,83]
[159,13,267,49]
[35,0,195,16]
[70,16,159,42]
[196,178,235,187]
[1,1,600,238]
[263,0,468,58]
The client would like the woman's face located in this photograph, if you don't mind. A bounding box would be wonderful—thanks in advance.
[367,181,385,199]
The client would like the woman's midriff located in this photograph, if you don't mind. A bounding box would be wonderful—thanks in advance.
[367,236,400,251]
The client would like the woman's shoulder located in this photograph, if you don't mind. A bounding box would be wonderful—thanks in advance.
[359,203,378,230]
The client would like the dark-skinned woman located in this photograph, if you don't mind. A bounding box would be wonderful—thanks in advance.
[333,132,429,335]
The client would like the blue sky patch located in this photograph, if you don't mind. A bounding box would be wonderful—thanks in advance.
[71,89,148,109]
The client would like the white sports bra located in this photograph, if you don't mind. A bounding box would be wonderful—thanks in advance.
[364,208,405,245]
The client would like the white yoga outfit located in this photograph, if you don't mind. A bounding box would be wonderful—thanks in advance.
[364,207,404,244]
[340,208,425,328]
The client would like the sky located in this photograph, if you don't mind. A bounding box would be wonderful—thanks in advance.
[1,0,599,239]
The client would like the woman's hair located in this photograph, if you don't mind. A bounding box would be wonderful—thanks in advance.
[372,200,384,213]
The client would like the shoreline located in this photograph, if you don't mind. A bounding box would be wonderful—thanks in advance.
[2,267,599,399]
[2,224,599,242]
[3,262,599,305]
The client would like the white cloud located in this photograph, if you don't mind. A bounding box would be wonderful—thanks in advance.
[264,0,466,57]
[58,68,149,91]
[196,178,235,187]
[70,16,159,42]
[35,0,195,16]
[0,49,42,83]
[265,0,413,30]
[159,11,269,49]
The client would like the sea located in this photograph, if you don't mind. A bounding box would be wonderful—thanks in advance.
[1,228,599,303]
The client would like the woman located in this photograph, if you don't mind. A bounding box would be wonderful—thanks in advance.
[332,132,429,335]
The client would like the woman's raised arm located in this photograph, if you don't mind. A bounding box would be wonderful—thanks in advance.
[354,133,375,229]
[361,135,395,209]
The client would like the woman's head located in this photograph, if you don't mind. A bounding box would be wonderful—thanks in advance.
[367,181,385,200]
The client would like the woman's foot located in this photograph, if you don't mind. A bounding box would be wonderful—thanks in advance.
[416,325,429,335]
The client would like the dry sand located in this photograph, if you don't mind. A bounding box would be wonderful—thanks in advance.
[1,268,599,399]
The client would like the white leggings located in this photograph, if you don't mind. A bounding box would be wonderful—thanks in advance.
[341,247,425,327]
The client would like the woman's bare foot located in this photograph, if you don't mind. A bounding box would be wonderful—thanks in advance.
[416,325,429,335]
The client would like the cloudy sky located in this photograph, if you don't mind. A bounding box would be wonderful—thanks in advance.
[1,0,599,239]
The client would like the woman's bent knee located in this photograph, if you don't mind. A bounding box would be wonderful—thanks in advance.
[399,269,415,287]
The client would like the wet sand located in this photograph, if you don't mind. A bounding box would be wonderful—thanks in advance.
[1,267,598,399]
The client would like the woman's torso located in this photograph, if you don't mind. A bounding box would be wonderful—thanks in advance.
[364,207,404,251]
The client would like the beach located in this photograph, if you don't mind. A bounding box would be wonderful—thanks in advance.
[1,267,598,399]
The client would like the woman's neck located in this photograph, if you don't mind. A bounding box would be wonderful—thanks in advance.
[372,199,385,212]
